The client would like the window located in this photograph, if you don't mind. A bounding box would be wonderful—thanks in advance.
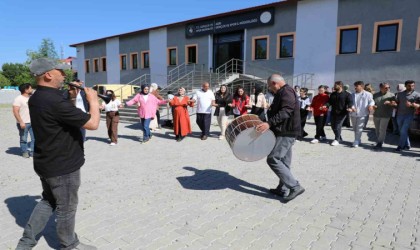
[120,54,127,70]
[185,45,197,64]
[93,58,99,72]
[372,20,402,53]
[336,25,361,55]
[277,33,295,58]
[141,51,149,68]
[85,60,90,74]
[101,57,107,72]
[130,53,138,69]
[252,36,269,60]
[168,47,177,66]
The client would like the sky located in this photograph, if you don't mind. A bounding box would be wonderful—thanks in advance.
[0,0,280,68]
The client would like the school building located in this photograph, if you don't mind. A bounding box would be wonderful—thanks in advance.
[70,0,420,91]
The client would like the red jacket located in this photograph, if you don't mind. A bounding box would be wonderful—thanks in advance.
[310,93,329,116]
[232,95,250,115]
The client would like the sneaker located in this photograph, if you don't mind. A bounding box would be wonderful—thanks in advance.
[201,135,208,140]
[109,142,116,146]
[219,135,225,140]
[395,146,402,152]
[310,139,319,144]
[22,152,30,158]
[352,141,359,148]
[141,139,149,144]
[283,186,305,202]
[74,242,97,250]
[374,143,383,149]
[330,140,339,146]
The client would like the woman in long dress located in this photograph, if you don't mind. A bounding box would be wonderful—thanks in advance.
[169,87,194,142]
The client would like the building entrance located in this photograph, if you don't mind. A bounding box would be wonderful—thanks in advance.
[213,31,243,72]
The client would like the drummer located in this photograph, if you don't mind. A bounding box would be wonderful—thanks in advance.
[256,74,305,202]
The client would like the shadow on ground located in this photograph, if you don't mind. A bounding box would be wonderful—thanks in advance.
[6,147,22,156]
[177,166,287,203]
[4,195,59,249]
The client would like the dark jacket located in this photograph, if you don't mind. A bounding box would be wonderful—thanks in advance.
[214,92,233,116]
[328,91,352,116]
[267,84,301,137]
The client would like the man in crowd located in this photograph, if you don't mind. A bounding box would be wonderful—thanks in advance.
[393,80,420,152]
[256,74,305,202]
[12,83,35,158]
[66,79,89,141]
[16,58,100,250]
[325,81,353,146]
[372,82,395,149]
[192,82,215,140]
[348,81,374,148]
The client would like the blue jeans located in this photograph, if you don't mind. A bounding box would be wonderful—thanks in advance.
[141,118,152,140]
[267,136,299,192]
[16,169,81,250]
[17,123,35,155]
[397,114,413,148]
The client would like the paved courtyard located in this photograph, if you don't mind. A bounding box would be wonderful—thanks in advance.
[1,106,419,250]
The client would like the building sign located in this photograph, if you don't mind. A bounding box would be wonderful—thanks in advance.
[186,8,275,38]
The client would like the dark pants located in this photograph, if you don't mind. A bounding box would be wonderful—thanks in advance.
[17,170,81,250]
[331,114,347,141]
[267,136,299,192]
[300,109,308,136]
[156,110,161,127]
[106,111,119,143]
[314,115,327,139]
[196,113,211,136]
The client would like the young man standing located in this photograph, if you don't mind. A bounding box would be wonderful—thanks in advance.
[372,82,395,149]
[16,58,100,250]
[348,81,375,148]
[12,83,35,158]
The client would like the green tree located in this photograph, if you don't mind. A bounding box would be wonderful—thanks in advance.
[0,73,11,88]
[26,38,59,63]
[1,63,34,86]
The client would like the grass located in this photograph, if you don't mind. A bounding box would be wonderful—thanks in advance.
[0,104,12,108]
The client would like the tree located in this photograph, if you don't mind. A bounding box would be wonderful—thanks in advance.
[26,38,59,63]
[0,73,11,88]
[1,63,34,86]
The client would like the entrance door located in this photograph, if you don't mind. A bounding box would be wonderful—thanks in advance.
[213,32,244,72]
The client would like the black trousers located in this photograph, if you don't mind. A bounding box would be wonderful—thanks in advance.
[314,115,327,139]
[156,110,161,127]
[196,113,211,136]
[300,109,308,135]
[331,114,347,141]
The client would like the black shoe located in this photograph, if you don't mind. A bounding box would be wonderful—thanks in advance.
[175,135,179,141]
[180,136,185,141]
[395,146,402,152]
[374,143,383,149]
[201,135,208,140]
[302,132,308,138]
[283,186,305,202]
[269,188,286,197]
[403,146,411,151]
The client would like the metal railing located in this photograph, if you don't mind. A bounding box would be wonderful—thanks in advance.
[168,63,205,84]
[291,73,315,89]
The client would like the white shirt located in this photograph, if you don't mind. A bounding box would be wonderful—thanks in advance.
[143,94,149,102]
[104,99,121,112]
[75,91,86,113]
[13,95,30,123]
[193,89,215,114]
[351,90,374,117]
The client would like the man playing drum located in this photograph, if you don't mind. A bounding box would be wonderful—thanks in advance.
[256,74,305,202]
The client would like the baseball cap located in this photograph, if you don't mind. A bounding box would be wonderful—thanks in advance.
[29,58,71,76]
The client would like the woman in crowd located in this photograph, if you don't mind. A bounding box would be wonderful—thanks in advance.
[250,83,267,120]
[169,87,194,141]
[230,86,250,118]
[101,90,123,146]
[309,85,330,143]
[126,84,167,143]
[214,84,232,140]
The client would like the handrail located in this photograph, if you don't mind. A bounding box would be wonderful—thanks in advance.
[101,74,151,102]
[168,63,199,84]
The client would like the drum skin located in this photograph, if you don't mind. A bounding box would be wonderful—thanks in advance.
[226,114,276,162]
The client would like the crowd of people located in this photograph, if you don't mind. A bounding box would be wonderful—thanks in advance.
[10,57,419,250]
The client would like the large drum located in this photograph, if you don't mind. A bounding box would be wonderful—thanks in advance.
[225,114,276,162]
